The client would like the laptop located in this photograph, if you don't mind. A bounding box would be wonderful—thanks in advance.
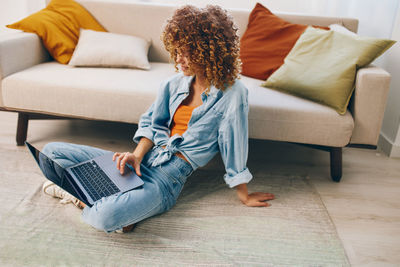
[25,141,144,207]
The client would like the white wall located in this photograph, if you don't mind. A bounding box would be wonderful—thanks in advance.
[378,4,400,158]
[0,0,28,34]
[0,0,44,34]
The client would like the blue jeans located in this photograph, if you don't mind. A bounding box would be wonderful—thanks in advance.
[42,142,193,233]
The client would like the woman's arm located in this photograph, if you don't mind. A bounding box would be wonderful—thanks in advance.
[133,137,154,159]
[236,183,275,207]
[218,85,275,207]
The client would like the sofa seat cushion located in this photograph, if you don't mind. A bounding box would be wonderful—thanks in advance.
[1,61,176,123]
[242,75,354,147]
[1,61,354,147]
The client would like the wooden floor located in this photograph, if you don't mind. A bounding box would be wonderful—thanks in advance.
[1,110,399,266]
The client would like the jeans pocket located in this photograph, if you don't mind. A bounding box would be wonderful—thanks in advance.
[159,165,183,200]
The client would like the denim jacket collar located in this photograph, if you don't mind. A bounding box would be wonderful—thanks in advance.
[176,75,193,95]
[177,75,220,98]
[206,85,220,98]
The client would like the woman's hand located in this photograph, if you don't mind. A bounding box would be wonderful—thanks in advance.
[112,152,142,176]
[242,192,275,207]
[113,137,154,176]
[236,183,275,207]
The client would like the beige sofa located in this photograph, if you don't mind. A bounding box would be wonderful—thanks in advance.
[0,1,391,182]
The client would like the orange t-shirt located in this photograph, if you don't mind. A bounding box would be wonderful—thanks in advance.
[170,104,196,137]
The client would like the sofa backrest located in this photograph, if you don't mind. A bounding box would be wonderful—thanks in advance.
[74,0,358,63]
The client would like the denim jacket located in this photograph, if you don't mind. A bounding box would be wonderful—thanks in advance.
[133,73,253,188]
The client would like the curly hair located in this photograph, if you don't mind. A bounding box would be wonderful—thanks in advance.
[162,5,241,91]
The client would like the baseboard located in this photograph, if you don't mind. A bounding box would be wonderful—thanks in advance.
[378,133,400,158]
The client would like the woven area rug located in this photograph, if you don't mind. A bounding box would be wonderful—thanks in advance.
[0,146,349,266]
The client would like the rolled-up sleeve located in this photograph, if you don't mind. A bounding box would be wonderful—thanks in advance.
[218,101,253,188]
[133,80,171,144]
[133,103,155,144]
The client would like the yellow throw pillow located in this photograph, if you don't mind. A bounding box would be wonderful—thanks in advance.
[7,0,106,64]
[263,27,395,115]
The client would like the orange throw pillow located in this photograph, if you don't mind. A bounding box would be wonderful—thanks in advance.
[240,3,325,80]
[7,0,106,64]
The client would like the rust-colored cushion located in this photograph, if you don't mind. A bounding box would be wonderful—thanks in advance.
[7,0,106,64]
[241,3,318,80]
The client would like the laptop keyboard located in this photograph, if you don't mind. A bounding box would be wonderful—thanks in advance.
[70,161,120,201]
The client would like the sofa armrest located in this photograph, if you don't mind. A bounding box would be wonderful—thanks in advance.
[0,32,50,80]
[349,65,391,146]
[0,32,51,107]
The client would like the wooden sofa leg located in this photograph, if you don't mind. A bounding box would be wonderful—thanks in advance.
[16,112,29,146]
[330,147,342,182]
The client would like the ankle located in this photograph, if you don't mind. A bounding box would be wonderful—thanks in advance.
[79,201,86,209]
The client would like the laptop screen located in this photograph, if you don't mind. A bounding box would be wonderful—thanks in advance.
[25,142,82,201]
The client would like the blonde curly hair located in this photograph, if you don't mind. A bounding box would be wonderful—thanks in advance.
[162,5,241,91]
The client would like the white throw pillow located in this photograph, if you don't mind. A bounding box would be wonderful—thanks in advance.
[69,29,151,70]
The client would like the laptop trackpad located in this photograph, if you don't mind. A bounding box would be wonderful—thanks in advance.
[94,152,144,192]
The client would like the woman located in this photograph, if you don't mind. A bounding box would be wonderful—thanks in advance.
[42,5,275,233]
